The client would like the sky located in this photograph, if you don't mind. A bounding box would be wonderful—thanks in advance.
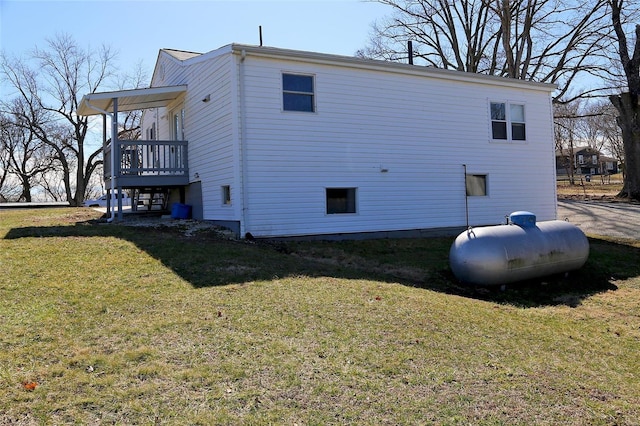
[0,0,391,91]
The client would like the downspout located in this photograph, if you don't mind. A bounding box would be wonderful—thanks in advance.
[239,49,250,237]
[83,100,117,222]
[549,94,558,221]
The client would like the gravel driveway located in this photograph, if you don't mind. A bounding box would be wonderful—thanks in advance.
[557,200,640,240]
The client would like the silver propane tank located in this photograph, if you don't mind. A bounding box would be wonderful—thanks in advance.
[449,211,589,285]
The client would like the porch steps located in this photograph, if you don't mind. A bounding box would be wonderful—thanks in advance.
[132,188,169,211]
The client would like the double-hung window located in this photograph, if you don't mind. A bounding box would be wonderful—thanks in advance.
[283,73,315,112]
[490,102,526,141]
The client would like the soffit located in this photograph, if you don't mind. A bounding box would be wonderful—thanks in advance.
[78,85,187,116]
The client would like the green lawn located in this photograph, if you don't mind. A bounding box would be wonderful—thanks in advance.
[1,208,639,425]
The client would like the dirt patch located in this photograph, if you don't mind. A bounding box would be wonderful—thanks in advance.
[116,215,236,239]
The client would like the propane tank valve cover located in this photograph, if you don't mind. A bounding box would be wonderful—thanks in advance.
[509,211,536,228]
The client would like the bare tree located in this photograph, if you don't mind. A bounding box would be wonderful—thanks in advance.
[1,33,116,205]
[581,101,623,159]
[0,108,56,201]
[359,0,613,101]
[599,108,625,178]
[113,61,147,141]
[0,115,17,201]
[554,98,624,185]
[608,0,640,199]
[554,101,583,184]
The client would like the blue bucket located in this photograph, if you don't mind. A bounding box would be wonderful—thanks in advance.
[171,203,192,219]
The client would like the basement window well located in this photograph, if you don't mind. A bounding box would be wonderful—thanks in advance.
[466,174,488,196]
[326,188,357,214]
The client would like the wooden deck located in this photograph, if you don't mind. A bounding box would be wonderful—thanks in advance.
[104,140,188,188]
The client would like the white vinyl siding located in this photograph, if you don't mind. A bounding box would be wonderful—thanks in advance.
[188,55,237,221]
[152,49,238,221]
[237,55,555,237]
[154,46,555,238]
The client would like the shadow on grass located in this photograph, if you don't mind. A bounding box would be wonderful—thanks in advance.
[5,218,639,308]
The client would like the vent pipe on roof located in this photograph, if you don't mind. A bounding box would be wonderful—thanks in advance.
[259,26,263,47]
[408,40,414,65]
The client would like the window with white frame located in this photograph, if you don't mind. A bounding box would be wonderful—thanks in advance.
[283,73,315,112]
[171,108,185,140]
[222,185,231,205]
[490,102,526,141]
[146,122,156,140]
[326,188,356,214]
[466,174,488,196]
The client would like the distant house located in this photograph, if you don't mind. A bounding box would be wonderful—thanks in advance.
[79,43,557,238]
[556,147,619,176]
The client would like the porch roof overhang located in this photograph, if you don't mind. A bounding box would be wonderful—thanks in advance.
[78,85,187,116]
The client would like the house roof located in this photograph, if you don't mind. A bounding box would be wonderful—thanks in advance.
[81,43,557,117]
[148,43,557,93]
[77,85,187,116]
[161,49,202,61]
[223,44,558,92]
[556,146,598,156]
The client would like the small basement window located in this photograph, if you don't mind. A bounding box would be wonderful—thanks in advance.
[283,73,315,112]
[222,185,231,205]
[326,188,356,214]
[466,174,487,196]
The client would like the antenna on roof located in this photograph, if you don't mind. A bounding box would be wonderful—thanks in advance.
[259,26,263,47]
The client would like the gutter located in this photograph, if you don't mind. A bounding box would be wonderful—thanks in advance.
[230,44,557,92]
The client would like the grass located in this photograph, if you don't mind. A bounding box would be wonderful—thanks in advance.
[557,174,624,199]
[1,208,640,424]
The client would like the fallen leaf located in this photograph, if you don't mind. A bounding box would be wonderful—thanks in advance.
[23,381,37,391]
